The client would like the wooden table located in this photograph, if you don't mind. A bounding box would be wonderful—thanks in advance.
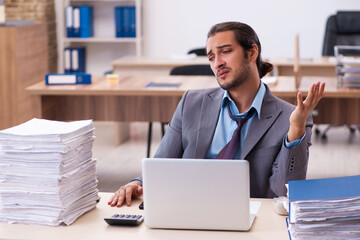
[26,75,360,126]
[111,56,337,77]
[111,55,210,76]
[270,57,336,77]
[0,192,289,240]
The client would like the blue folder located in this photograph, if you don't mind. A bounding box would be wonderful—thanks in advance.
[63,47,86,73]
[115,6,124,37]
[72,6,81,37]
[288,175,360,201]
[71,47,86,73]
[80,6,93,38]
[115,6,136,38]
[45,73,91,85]
[65,6,74,37]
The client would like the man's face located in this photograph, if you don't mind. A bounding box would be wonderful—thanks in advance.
[206,31,251,91]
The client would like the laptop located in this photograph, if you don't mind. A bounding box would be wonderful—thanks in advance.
[142,158,259,231]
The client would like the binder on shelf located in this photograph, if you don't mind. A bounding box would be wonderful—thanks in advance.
[65,6,74,37]
[64,48,71,73]
[129,6,136,38]
[72,7,81,37]
[45,73,91,85]
[115,6,136,38]
[79,6,93,38]
[63,47,86,73]
[114,6,123,37]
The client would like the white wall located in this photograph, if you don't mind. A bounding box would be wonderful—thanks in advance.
[55,0,360,74]
[143,0,360,58]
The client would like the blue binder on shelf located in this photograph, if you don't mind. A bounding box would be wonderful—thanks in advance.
[63,47,86,73]
[65,6,74,37]
[72,6,81,38]
[115,6,136,38]
[64,48,72,73]
[79,6,93,38]
[45,73,91,85]
[115,6,124,37]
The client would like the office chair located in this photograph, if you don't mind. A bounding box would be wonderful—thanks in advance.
[187,47,207,56]
[146,64,214,158]
[316,11,360,141]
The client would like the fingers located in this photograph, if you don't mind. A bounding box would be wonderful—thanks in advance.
[107,183,143,208]
[304,81,326,107]
[107,187,126,207]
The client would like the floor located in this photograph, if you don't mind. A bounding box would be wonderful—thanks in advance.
[93,122,360,193]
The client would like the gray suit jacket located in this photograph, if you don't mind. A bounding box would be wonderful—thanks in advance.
[145,86,312,198]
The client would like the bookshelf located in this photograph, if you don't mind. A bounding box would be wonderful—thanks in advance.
[58,0,143,75]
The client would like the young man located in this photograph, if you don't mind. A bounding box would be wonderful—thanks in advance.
[108,21,326,207]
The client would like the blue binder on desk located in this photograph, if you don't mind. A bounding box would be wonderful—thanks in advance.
[288,175,360,201]
[45,73,91,85]
[288,175,360,224]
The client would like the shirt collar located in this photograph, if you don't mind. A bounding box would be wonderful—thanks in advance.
[222,81,266,119]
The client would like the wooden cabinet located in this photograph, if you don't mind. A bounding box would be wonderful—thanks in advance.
[58,0,143,75]
[0,23,48,130]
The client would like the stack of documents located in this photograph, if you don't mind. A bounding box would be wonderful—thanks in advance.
[287,175,360,239]
[0,118,99,226]
[335,45,360,88]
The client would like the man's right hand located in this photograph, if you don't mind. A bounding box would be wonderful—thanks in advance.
[107,181,143,207]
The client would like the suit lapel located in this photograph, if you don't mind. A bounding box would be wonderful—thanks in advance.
[241,90,282,159]
[194,88,223,158]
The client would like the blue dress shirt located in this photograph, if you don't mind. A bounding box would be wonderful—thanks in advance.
[205,81,305,159]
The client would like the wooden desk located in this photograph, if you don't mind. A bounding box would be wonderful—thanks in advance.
[270,57,336,77]
[111,56,337,77]
[111,55,210,76]
[26,75,218,123]
[26,75,360,126]
[0,192,289,240]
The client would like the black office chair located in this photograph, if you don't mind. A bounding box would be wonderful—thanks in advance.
[146,64,214,158]
[316,11,360,141]
[170,64,213,75]
[187,47,207,56]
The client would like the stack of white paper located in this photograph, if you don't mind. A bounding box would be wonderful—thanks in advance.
[287,175,360,239]
[0,118,100,226]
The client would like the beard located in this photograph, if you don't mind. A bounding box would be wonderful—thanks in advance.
[216,60,251,91]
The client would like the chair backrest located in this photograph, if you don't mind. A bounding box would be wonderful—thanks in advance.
[187,47,207,56]
[169,64,213,76]
[322,11,360,56]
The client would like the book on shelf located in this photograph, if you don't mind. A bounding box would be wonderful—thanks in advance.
[66,5,93,38]
[64,47,86,73]
[286,175,360,239]
[115,6,136,38]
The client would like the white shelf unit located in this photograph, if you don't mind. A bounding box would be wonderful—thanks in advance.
[58,0,143,75]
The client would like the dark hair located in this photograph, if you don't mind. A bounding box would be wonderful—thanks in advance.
[207,21,273,78]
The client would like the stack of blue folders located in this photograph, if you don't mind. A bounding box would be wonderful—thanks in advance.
[287,175,360,239]
[0,118,100,226]
[115,6,136,38]
[65,5,93,38]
